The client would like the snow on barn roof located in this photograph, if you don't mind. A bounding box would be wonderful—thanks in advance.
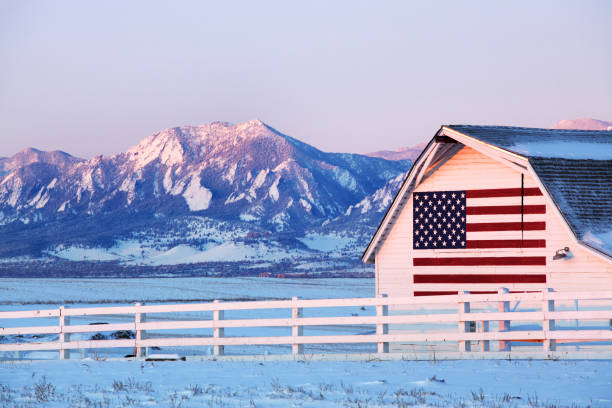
[362,125,612,263]
[446,125,612,160]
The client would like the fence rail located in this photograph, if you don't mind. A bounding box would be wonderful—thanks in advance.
[1,289,611,360]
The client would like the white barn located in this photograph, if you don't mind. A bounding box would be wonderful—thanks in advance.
[363,125,612,297]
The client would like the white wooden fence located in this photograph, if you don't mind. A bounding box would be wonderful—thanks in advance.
[1,289,611,360]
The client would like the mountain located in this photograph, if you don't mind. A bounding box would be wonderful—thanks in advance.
[365,142,427,162]
[0,120,410,275]
[553,118,612,131]
[0,148,83,174]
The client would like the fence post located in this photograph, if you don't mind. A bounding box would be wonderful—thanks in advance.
[135,302,147,358]
[458,291,471,352]
[498,287,510,351]
[482,319,490,352]
[542,288,556,352]
[213,300,225,356]
[292,296,303,355]
[376,294,389,353]
[59,306,70,360]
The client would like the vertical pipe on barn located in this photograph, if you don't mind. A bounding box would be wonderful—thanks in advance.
[213,300,225,356]
[498,287,511,351]
[542,288,556,352]
[59,306,70,360]
[376,294,389,353]
[521,174,524,243]
[135,302,147,358]
[458,291,471,352]
[292,296,304,355]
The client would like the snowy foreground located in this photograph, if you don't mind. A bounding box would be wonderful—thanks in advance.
[2,277,611,407]
[1,359,610,407]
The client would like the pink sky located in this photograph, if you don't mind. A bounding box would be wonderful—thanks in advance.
[1,0,611,158]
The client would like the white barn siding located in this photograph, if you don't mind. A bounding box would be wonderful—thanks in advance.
[375,146,612,297]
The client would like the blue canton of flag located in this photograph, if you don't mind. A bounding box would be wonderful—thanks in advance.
[413,190,466,249]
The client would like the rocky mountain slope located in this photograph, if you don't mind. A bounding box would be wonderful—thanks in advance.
[0,120,411,275]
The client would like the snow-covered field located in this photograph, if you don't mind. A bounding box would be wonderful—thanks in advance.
[0,277,373,304]
[2,359,610,407]
[1,277,611,407]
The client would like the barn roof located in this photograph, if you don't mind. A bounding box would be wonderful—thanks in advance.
[362,125,612,263]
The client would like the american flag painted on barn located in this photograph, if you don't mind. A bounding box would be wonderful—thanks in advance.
[412,187,547,296]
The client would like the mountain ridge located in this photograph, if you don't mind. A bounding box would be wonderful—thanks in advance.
[0,120,411,274]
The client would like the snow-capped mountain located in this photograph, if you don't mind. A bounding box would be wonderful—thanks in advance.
[0,120,411,271]
[553,118,612,131]
[365,142,427,162]
[0,119,406,228]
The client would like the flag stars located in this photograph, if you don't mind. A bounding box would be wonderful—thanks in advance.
[414,190,466,250]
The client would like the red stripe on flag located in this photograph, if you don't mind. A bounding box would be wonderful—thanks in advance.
[466,205,546,215]
[414,291,458,296]
[466,239,546,249]
[414,290,541,297]
[413,256,546,266]
[413,274,547,283]
[466,187,543,198]
[466,221,545,232]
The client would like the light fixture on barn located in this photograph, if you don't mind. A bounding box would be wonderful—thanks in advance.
[552,247,572,261]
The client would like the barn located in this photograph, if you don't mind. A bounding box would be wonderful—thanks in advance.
[362,125,612,297]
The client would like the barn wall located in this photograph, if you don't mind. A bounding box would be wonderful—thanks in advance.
[375,145,612,298]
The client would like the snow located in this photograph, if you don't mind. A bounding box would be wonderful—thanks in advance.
[128,131,185,168]
[141,242,303,265]
[146,245,211,265]
[57,201,69,212]
[182,175,212,211]
[0,359,612,408]
[332,167,357,191]
[28,186,48,208]
[1,277,611,406]
[223,162,238,184]
[510,141,612,159]
[48,246,121,262]
[252,169,269,190]
[240,213,258,221]
[35,191,50,209]
[299,198,312,212]
[272,158,294,172]
[152,164,160,197]
[298,234,354,252]
[1,358,610,407]
[163,167,173,193]
[583,230,612,256]
[118,176,137,204]
[269,176,280,201]
[0,277,372,304]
